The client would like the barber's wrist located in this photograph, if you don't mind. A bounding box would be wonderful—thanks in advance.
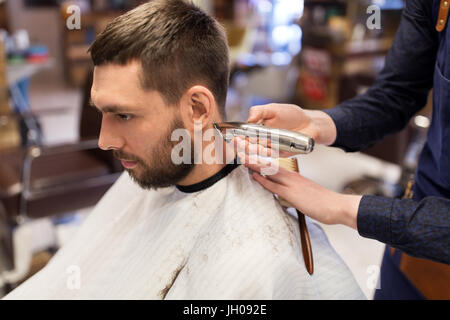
[305,110,337,146]
[335,194,362,230]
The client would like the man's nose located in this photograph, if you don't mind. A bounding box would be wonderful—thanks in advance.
[98,118,124,151]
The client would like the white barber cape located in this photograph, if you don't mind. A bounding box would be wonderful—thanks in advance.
[5,164,365,299]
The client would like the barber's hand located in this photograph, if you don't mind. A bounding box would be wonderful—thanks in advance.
[236,146,362,230]
[247,103,338,146]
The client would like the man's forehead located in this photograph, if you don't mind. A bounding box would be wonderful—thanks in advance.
[91,62,146,106]
[92,62,142,89]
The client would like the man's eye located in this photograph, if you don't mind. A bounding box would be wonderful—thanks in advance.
[116,114,132,121]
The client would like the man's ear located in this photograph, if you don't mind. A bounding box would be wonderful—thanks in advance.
[179,85,216,131]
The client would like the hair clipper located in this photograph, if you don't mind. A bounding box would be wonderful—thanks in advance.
[213,122,314,154]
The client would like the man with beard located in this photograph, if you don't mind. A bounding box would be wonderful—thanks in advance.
[3,0,364,299]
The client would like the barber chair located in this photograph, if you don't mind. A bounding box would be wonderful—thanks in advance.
[0,70,123,280]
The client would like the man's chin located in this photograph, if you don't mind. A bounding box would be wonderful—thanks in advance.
[126,171,168,190]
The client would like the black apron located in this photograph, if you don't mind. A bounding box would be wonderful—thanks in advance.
[374,0,450,300]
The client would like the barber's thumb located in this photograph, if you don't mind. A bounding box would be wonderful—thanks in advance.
[247,108,263,123]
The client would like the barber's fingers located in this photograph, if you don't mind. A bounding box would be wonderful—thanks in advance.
[251,171,289,195]
[233,136,295,158]
[247,105,277,124]
[237,152,294,186]
[236,150,269,171]
[234,136,275,158]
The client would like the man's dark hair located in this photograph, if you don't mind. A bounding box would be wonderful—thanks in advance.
[89,0,230,117]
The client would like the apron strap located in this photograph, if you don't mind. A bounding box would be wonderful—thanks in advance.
[436,0,449,32]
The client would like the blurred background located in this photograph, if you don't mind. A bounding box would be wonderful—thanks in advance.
[0,0,433,299]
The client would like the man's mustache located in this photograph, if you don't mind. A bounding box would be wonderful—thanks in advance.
[113,150,143,163]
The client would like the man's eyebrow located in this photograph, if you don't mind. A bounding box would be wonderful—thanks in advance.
[89,99,136,113]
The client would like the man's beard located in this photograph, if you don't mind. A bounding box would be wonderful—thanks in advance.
[113,117,195,190]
